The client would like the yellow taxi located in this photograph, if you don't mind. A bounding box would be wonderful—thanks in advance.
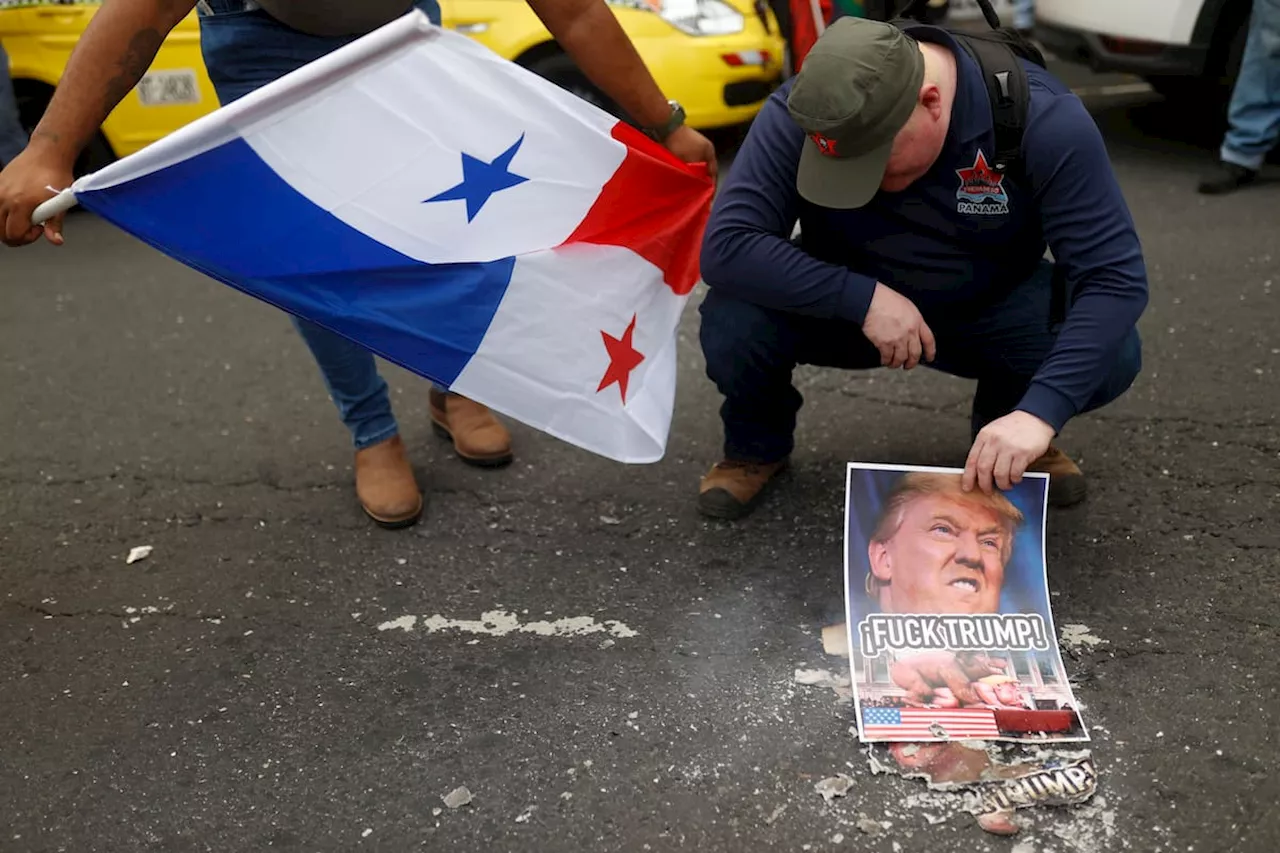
[0,0,785,173]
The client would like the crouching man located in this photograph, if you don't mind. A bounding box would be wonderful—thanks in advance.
[695,17,1147,519]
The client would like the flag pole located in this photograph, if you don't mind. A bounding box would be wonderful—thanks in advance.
[808,0,826,36]
[32,188,79,224]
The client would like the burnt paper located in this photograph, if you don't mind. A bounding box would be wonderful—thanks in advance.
[868,741,1097,835]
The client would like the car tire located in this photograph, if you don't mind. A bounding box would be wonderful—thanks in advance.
[15,83,115,177]
[1216,11,1249,91]
[1145,76,1218,103]
[525,53,627,123]
[1146,11,1249,111]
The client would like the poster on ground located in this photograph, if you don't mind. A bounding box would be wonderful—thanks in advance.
[841,462,1089,744]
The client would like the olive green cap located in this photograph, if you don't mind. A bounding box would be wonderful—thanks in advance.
[786,17,925,209]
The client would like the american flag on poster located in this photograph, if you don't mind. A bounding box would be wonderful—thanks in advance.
[860,706,1000,740]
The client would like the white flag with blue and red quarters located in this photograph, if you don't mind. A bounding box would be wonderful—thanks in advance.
[55,10,714,463]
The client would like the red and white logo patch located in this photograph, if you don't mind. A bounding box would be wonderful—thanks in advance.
[955,149,1010,215]
[809,132,840,157]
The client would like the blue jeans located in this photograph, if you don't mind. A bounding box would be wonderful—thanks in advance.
[197,0,442,450]
[698,261,1143,463]
[1012,0,1035,32]
[0,42,29,165]
[1222,0,1280,170]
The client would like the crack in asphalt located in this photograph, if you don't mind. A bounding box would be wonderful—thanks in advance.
[430,487,526,507]
[0,472,341,492]
[6,601,229,622]
[0,477,571,514]
[1091,412,1278,431]
[1217,612,1280,633]
[1090,647,1201,664]
[834,388,970,416]
[816,392,1279,431]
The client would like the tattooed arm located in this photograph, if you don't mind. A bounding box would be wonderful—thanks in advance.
[0,0,197,246]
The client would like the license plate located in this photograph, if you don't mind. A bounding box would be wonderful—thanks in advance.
[136,70,201,106]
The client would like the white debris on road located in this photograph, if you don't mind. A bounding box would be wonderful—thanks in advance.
[814,775,854,802]
[793,668,851,688]
[125,545,153,564]
[822,623,850,656]
[442,786,473,809]
[377,609,638,639]
[856,817,886,835]
[1060,624,1108,651]
[376,615,417,632]
[1047,798,1121,853]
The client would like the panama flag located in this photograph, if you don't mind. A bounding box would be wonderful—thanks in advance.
[41,10,714,463]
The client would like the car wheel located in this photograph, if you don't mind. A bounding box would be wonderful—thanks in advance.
[1144,76,1214,102]
[1216,11,1249,90]
[1147,10,1250,111]
[525,53,626,122]
[15,82,115,177]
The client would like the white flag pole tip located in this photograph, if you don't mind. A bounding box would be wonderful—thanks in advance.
[32,188,78,225]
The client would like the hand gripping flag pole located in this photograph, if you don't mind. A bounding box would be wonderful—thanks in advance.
[32,186,78,223]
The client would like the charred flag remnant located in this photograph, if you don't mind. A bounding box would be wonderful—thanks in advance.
[841,463,1090,744]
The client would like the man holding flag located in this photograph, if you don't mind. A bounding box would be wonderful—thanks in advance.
[0,0,716,529]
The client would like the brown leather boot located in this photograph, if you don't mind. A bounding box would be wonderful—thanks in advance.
[698,458,789,520]
[429,388,514,468]
[1028,444,1087,508]
[354,434,423,528]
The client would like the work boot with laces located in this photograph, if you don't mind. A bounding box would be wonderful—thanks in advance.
[698,457,789,520]
[1027,444,1087,508]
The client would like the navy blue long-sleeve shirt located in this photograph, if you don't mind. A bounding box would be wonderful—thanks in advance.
[700,24,1149,433]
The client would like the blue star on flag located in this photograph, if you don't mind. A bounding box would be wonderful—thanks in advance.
[424,134,529,222]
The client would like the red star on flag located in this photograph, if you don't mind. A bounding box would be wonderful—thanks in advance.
[597,314,645,404]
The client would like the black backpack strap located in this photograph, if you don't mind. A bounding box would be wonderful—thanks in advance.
[887,8,1044,177]
[951,33,1033,176]
[888,4,1066,323]
[949,33,1067,324]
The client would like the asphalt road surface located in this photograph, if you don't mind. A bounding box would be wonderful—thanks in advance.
[3,60,1278,853]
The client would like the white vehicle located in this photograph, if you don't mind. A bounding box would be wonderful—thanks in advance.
[1032,0,1252,100]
